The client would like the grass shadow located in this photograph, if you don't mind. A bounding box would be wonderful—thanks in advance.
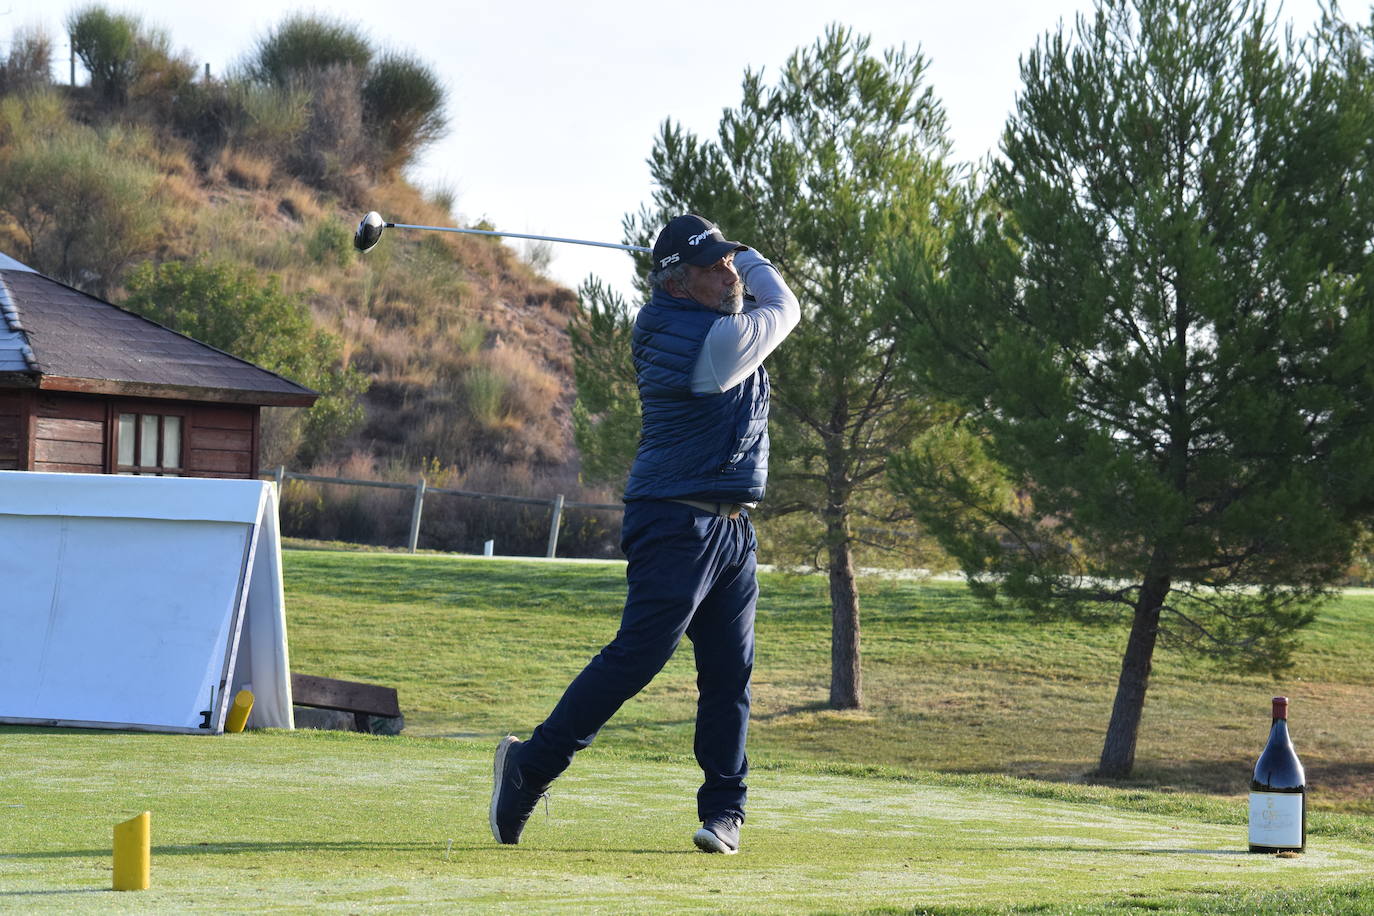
[1087,758,1374,808]
[0,725,144,738]
[1001,844,1251,856]
[2,840,439,861]
[5,840,706,863]
[752,700,833,722]
[0,889,106,898]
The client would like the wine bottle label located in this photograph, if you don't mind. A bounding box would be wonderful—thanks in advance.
[1248,791,1303,847]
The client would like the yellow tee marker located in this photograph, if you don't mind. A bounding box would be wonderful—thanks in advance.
[225,689,255,733]
[113,811,150,891]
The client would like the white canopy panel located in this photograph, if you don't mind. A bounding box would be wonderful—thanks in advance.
[0,471,293,733]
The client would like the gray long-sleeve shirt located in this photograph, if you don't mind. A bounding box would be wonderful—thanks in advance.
[690,248,801,395]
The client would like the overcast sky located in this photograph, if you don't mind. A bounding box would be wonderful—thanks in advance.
[0,0,1329,300]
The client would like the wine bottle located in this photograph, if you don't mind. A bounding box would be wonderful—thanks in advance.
[1248,695,1306,853]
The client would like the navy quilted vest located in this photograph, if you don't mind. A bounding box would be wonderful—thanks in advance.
[623,291,770,503]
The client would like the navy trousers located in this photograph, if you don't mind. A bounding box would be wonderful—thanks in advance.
[519,499,758,820]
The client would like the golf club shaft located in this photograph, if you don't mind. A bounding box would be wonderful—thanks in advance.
[387,222,649,253]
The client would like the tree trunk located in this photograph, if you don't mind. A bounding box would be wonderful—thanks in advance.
[827,514,862,708]
[1096,568,1171,777]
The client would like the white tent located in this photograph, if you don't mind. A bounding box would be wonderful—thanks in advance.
[0,471,292,733]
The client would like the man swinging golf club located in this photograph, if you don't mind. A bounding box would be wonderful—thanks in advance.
[490,214,800,854]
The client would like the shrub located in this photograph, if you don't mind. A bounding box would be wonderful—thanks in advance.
[165,77,232,156]
[361,51,447,173]
[249,13,373,87]
[522,239,554,276]
[277,181,323,223]
[461,364,509,429]
[0,86,68,147]
[239,14,376,193]
[305,217,354,267]
[0,122,165,292]
[168,77,305,164]
[287,64,367,197]
[0,23,54,95]
[215,146,275,189]
[279,477,325,536]
[259,406,305,470]
[244,16,450,183]
[66,5,139,104]
[232,80,310,158]
[66,5,194,110]
[483,345,563,454]
[278,454,412,548]
[126,29,196,113]
[425,182,457,217]
[122,259,369,463]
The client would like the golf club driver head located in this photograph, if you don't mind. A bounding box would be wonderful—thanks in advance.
[354,211,386,252]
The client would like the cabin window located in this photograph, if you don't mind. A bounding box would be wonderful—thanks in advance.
[116,412,183,475]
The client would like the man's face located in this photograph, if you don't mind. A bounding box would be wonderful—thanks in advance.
[681,253,743,313]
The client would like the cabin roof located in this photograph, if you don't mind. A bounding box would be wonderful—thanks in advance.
[0,256,317,407]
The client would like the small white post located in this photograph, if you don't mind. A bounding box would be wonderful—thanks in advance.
[545,494,565,559]
[408,477,427,553]
[483,539,494,557]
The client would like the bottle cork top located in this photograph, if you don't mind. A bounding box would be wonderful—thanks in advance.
[1272,696,1289,719]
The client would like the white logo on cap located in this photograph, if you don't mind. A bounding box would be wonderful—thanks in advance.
[659,253,680,267]
[687,229,715,246]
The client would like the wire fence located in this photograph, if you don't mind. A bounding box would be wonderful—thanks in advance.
[263,466,624,559]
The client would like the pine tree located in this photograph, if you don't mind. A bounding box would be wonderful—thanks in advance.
[892,0,1374,775]
[574,25,955,707]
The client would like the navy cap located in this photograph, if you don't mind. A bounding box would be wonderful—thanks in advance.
[652,214,746,270]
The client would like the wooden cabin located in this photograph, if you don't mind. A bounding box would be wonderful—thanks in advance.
[0,253,316,479]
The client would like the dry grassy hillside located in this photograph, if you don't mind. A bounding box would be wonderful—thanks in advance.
[198,165,621,539]
[167,156,583,470]
[0,83,616,537]
[299,178,583,470]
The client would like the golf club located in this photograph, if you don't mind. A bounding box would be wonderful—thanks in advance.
[354,211,651,255]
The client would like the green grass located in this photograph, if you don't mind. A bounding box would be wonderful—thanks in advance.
[3,549,1374,913]
[282,551,1374,811]
[3,731,1373,914]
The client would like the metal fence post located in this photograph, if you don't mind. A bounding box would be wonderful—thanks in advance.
[408,477,427,553]
[274,465,285,495]
[545,493,565,559]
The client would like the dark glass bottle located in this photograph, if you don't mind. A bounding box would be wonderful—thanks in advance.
[1247,696,1306,853]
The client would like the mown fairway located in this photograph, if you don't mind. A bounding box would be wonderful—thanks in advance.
[280,550,1374,812]
[4,732,1374,914]
[3,548,1374,913]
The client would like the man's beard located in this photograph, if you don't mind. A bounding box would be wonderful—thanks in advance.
[717,281,745,314]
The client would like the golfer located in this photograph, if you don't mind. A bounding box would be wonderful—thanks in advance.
[490,214,800,854]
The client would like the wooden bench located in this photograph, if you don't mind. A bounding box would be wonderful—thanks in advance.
[291,673,402,734]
